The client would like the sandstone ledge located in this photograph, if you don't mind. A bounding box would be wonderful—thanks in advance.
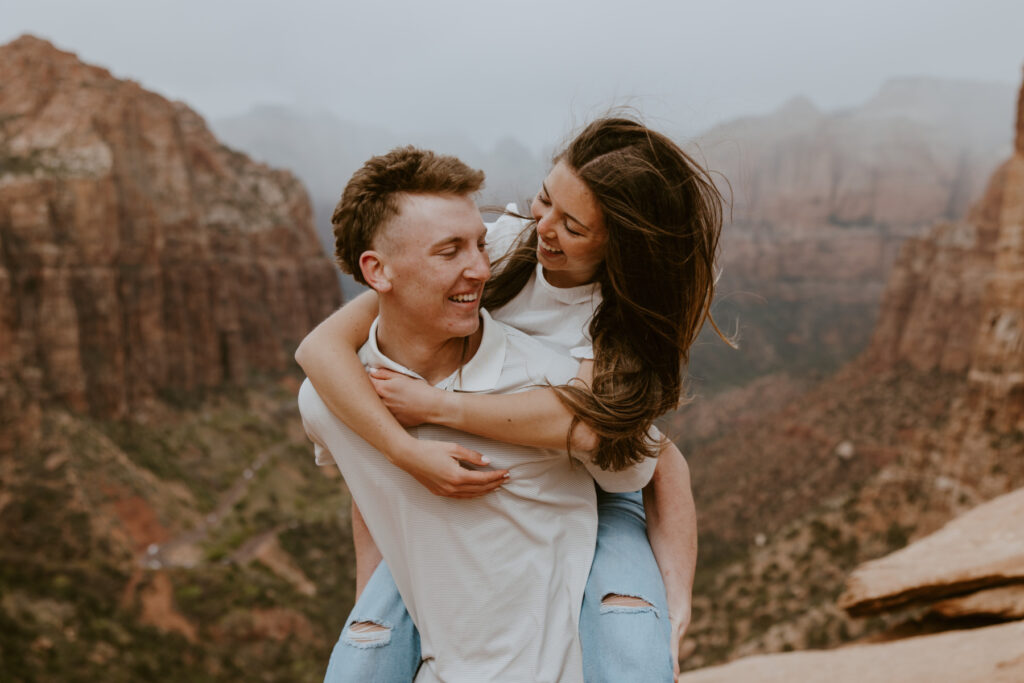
[838,488,1024,615]
[679,620,1024,683]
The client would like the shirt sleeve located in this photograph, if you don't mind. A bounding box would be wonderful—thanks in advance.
[485,204,531,264]
[569,345,594,361]
[297,379,337,467]
[575,425,661,493]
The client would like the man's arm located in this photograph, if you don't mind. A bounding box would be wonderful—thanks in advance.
[643,442,697,678]
[352,501,383,600]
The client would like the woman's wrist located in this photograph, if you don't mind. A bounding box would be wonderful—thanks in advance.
[425,389,460,428]
[384,431,421,469]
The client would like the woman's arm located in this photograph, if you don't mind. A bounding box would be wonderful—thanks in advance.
[295,293,508,498]
[369,362,656,492]
[643,442,697,677]
[369,360,598,452]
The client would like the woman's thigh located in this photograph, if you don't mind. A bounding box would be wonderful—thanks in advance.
[324,561,421,683]
[579,489,674,683]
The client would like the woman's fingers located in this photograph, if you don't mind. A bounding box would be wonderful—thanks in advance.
[453,445,491,467]
[367,366,402,379]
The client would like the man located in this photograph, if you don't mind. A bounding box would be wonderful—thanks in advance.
[298,147,654,682]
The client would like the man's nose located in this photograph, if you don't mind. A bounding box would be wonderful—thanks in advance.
[466,249,491,281]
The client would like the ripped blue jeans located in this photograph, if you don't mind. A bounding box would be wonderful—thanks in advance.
[324,489,674,682]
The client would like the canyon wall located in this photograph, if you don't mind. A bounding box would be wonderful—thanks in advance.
[0,36,341,448]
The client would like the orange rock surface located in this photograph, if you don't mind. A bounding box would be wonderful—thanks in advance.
[0,36,341,449]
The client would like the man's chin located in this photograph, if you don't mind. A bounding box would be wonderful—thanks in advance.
[450,311,482,338]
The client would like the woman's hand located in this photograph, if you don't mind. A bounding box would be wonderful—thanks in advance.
[368,367,450,427]
[670,601,692,681]
[371,367,509,498]
[395,439,509,499]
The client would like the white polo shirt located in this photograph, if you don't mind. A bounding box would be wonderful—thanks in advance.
[300,310,651,682]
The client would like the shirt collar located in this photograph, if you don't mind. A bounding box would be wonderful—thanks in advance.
[360,308,507,392]
[535,262,600,305]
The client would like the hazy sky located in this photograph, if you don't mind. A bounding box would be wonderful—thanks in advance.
[4,0,1022,150]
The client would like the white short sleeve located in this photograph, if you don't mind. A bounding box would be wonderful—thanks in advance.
[486,204,531,264]
[569,344,594,361]
[580,424,663,493]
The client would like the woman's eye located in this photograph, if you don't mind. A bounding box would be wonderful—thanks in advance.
[565,224,582,237]
[537,193,551,206]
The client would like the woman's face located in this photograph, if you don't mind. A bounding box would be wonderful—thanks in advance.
[531,160,608,288]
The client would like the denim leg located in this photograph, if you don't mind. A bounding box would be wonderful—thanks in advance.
[579,489,674,683]
[324,561,421,683]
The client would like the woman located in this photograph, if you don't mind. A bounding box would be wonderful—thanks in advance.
[297,117,724,681]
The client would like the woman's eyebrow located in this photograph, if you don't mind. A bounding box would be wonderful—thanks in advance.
[541,182,593,233]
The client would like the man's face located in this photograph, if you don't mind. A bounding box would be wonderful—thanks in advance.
[375,193,490,341]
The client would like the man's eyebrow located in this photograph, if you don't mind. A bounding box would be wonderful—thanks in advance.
[541,182,593,233]
[430,235,463,249]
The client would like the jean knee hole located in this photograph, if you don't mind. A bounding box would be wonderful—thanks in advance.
[342,620,392,648]
[599,593,659,617]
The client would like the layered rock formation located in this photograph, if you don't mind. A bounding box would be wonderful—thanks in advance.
[0,36,341,447]
[867,67,1024,484]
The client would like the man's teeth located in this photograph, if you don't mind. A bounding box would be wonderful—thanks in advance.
[449,293,478,303]
[540,238,563,254]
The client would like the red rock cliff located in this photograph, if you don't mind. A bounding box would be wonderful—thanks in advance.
[0,36,341,443]
[869,70,1024,437]
[863,68,1024,491]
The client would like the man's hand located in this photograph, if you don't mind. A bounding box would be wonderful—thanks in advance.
[369,367,449,427]
[393,437,508,499]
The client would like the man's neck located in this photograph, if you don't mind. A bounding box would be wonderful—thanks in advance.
[374,315,483,385]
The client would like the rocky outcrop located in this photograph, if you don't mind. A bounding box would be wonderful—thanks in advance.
[0,36,341,447]
[838,487,1024,615]
[678,621,1024,683]
[866,68,1024,462]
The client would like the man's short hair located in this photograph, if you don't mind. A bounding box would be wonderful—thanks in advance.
[331,146,485,285]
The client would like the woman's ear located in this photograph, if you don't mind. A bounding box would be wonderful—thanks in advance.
[359,250,392,293]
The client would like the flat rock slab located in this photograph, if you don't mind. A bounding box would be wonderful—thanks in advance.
[679,621,1024,683]
[933,583,1024,619]
[839,487,1024,615]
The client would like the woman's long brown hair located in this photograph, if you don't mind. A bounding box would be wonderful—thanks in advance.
[483,117,725,471]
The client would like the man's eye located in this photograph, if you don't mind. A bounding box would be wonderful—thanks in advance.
[439,248,457,257]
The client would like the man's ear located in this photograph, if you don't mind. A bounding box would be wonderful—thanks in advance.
[359,250,392,293]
